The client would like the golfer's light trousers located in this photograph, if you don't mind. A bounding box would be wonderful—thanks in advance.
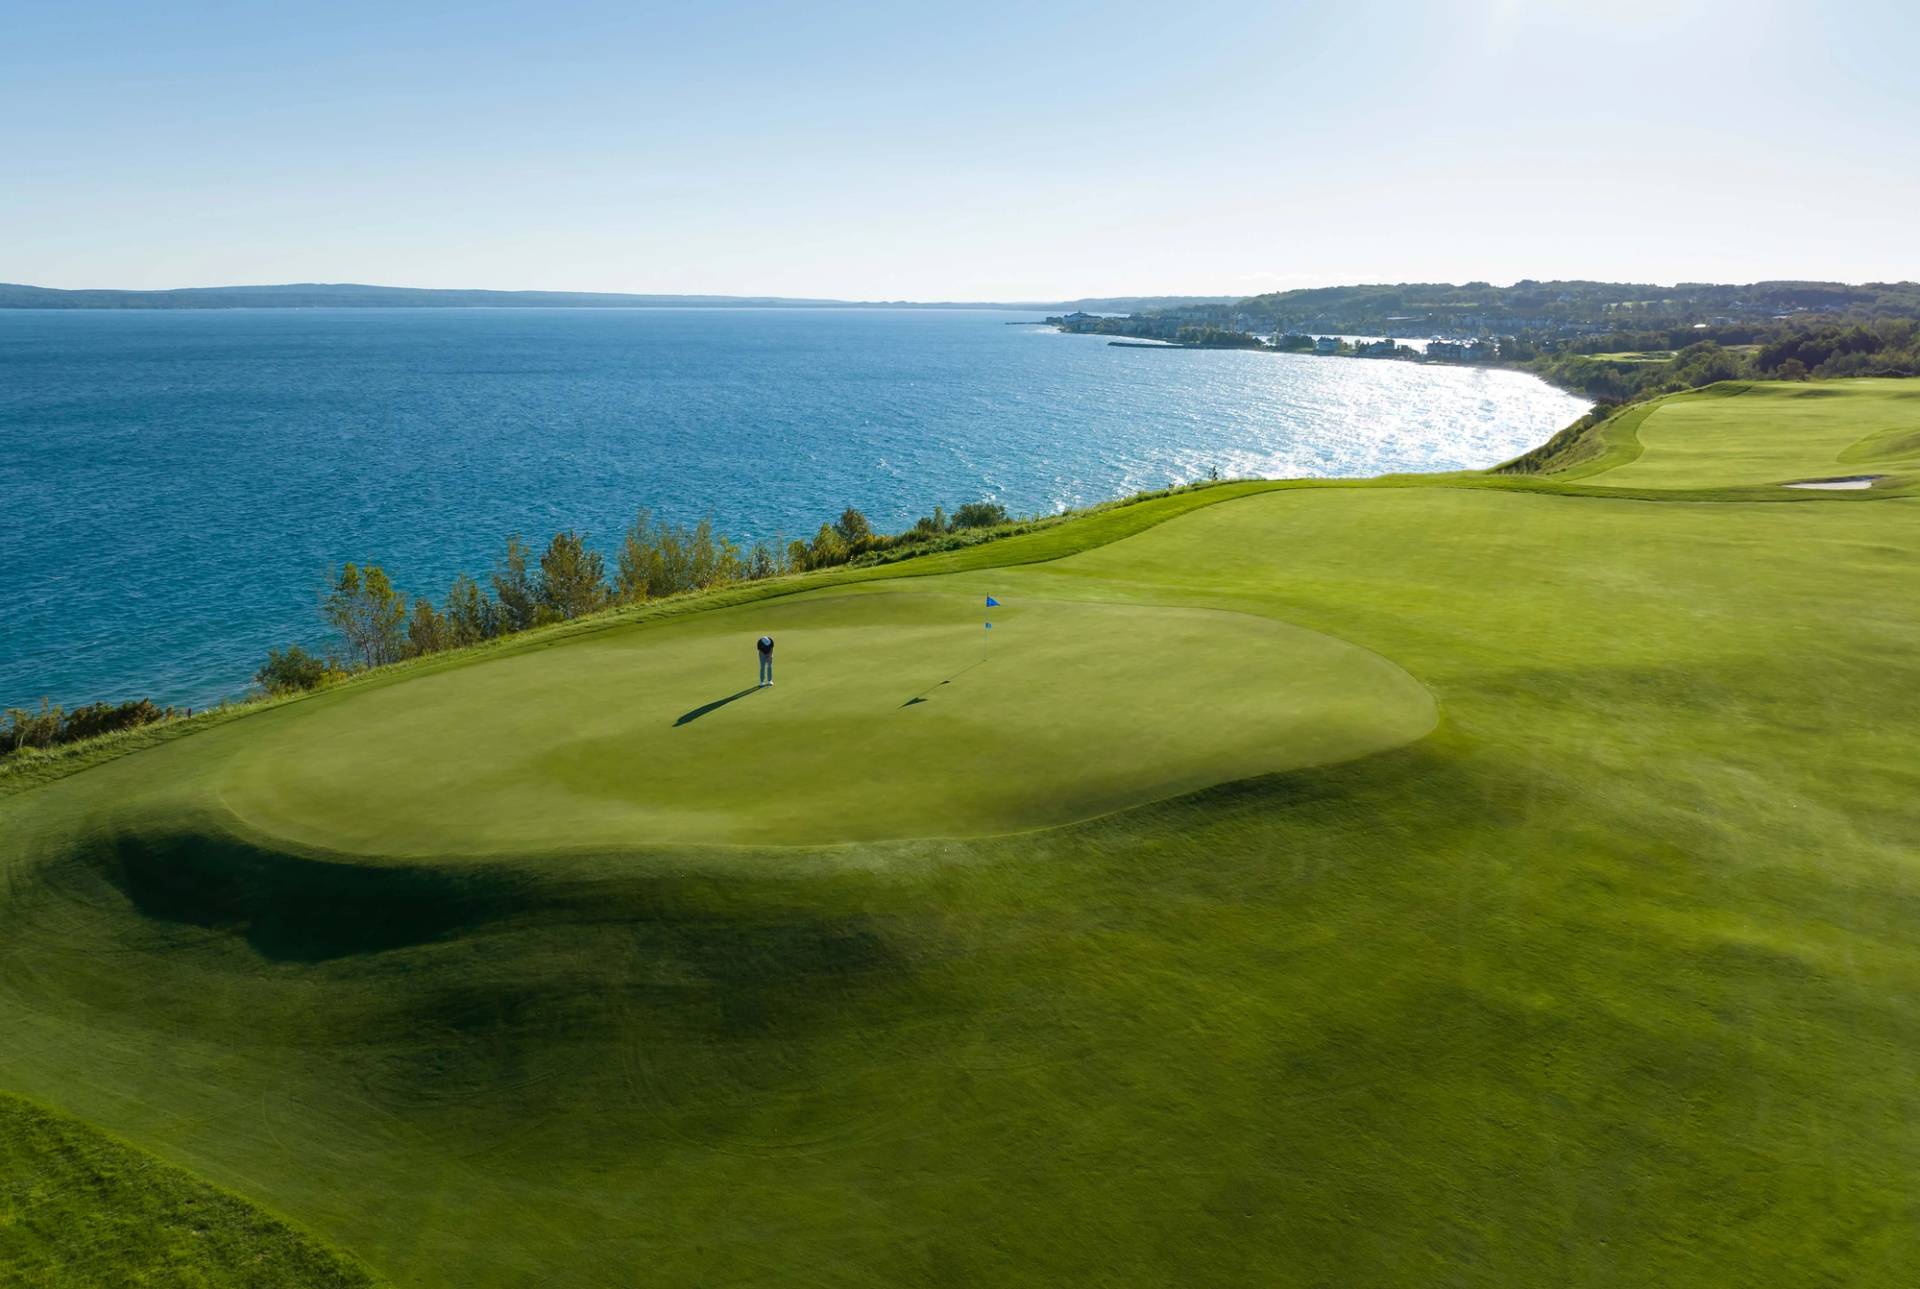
[759,654,773,685]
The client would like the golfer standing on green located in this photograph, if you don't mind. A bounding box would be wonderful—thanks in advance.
[757,634,775,687]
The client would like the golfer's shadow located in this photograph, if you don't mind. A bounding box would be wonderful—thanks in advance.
[674,687,759,727]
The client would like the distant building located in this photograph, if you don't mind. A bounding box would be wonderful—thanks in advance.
[1357,338,1400,356]
[1315,336,1342,354]
[1427,339,1467,361]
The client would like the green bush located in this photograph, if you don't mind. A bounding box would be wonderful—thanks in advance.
[538,530,608,619]
[59,699,175,741]
[255,645,336,695]
[2,700,64,752]
[953,501,1009,529]
[2,696,181,757]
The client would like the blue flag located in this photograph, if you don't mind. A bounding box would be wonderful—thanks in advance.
[985,596,999,607]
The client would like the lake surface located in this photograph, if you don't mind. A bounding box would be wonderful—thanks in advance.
[0,308,1589,709]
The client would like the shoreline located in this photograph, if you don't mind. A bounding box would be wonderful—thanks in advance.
[1051,320,1596,403]
[2,316,1586,715]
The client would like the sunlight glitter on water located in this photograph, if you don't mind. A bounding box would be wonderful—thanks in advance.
[0,308,1589,708]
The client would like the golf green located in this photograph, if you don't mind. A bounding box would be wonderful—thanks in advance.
[211,591,1432,850]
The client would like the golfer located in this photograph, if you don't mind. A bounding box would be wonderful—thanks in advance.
[756,634,775,687]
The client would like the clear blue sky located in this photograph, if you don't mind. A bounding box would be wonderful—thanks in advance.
[4,0,1916,299]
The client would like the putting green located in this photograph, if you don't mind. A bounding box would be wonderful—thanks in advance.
[214,589,1434,849]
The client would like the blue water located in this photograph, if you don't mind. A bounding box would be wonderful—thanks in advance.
[0,308,1588,710]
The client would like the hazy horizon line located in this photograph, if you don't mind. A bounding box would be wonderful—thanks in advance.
[8,275,1917,307]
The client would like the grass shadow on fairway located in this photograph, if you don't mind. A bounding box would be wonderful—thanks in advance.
[673,687,761,726]
[61,825,526,963]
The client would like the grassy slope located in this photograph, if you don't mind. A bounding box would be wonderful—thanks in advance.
[0,1094,378,1288]
[2,381,1919,1286]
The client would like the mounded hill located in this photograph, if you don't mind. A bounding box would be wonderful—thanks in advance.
[3,380,1918,1286]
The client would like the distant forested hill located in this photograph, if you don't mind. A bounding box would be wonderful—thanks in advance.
[1051,279,1920,404]
[0,282,1239,312]
[1109,279,1920,336]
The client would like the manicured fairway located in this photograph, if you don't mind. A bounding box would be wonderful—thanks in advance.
[4,380,1919,1288]
[1588,378,1920,488]
[0,1094,374,1288]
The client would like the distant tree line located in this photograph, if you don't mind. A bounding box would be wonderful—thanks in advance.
[1054,279,1920,343]
[1053,274,1920,412]
[1524,319,1920,404]
[1753,319,1920,379]
[1060,302,1920,407]
[1524,341,1753,403]
[1172,325,1267,349]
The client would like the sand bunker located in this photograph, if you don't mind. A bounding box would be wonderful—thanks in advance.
[1784,476,1883,491]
